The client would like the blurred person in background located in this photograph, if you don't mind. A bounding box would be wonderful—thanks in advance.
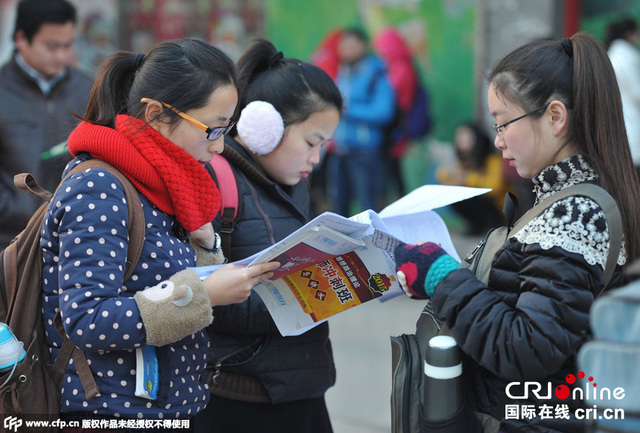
[308,28,344,214]
[326,28,396,216]
[310,28,344,81]
[436,122,507,235]
[606,17,640,176]
[0,0,93,249]
[373,26,419,202]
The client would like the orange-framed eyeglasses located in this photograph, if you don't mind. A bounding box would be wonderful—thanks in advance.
[140,98,234,141]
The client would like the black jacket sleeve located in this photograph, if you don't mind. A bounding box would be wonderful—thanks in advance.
[432,240,602,382]
[211,292,279,335]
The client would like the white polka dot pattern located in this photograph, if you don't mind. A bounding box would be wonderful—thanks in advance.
[40,159,209,418]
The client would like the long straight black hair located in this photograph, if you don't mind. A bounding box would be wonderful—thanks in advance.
[489,33,640,261]
[83,38,238,129]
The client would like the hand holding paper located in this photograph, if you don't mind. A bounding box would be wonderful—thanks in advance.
[394,242,460,299]
[204,261,281,306]
[191,184,491,336]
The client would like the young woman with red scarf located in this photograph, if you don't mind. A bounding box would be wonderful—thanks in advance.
[40,38,279,430]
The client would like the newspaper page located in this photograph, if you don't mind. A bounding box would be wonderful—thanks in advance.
[191,185,491,335]
[192,185,487,278]
[252,236,401,336]
[251,225,366,280]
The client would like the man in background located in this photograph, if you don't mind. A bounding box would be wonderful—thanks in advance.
[0,0,93,248]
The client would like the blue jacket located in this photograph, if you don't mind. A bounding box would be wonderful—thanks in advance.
[41,154,210,419]
[333,55,396,153]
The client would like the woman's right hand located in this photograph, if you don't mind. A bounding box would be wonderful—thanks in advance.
[203,261,281,306]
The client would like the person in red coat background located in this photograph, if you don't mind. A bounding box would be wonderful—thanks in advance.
[373,27,419,201]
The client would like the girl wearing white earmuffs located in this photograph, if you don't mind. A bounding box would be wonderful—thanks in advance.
[192,39,342,433]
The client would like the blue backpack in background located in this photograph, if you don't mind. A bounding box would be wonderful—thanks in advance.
[578,272,640,433]
[402,82,432,140]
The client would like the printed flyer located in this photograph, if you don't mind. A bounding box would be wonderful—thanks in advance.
[192,185,492,336]
[253,236,400,336]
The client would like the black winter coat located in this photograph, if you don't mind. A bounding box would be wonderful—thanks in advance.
[432,155,626,433]
[206,138,336,404]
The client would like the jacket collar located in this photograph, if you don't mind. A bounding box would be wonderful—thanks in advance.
[222,136,309,222]
[224,136,276,189]
[532,154,598,203]
[13,51,68,95]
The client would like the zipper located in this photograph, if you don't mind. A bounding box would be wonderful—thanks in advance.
[402,334,413,433]
[464,239,486,265]
[209,336,268,385]
[244,178,276,245]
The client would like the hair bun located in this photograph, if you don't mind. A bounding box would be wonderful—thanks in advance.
[237,101,285,155]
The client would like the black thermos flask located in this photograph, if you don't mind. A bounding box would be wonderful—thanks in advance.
[422,335,463,420]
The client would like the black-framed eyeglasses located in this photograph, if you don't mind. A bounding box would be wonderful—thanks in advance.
[140,98,235,141]
[490,103,550,137]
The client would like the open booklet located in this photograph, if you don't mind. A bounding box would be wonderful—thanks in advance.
[192,185,490,336]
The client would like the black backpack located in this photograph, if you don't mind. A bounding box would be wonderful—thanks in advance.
[0,159,145,432]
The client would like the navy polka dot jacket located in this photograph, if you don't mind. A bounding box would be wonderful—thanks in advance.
[40,156,210,419]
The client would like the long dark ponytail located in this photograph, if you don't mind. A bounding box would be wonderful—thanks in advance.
[84,39,238,128]
[235,38,342,127]
[489,33,640,261]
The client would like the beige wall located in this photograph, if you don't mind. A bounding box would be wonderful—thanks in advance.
[475,0,564,133]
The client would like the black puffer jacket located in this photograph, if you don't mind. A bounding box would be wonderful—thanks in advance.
[432,155,626,433]
[206,138,335,404]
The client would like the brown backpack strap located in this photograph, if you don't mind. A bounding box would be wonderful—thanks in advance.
[54,312,99,399]
[14,173,53,202]
[51,159,146,400]
[65,160,145,281]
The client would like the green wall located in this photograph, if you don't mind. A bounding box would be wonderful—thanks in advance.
[265,0,476,192]
[581,0,640,42]
[265,0,476,143]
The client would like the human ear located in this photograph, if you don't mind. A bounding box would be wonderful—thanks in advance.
[143,100,165,126]
[14,30,27,50]
[547,100,569,137]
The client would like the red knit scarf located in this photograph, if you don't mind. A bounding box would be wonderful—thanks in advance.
[67,115,220,232]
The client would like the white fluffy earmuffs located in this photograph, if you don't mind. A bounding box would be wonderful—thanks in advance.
[236,101,285,155]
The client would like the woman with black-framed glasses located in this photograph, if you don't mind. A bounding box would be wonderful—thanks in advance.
[490,103,549,137]
[393,33,640,432]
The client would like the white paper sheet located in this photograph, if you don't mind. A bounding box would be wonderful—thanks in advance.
[378,184,491,218]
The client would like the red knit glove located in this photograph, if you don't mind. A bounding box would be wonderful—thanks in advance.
[394,242,460,298]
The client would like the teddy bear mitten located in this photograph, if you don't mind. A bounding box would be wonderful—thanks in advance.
[134,269,213,346]
[394,242,460,298]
